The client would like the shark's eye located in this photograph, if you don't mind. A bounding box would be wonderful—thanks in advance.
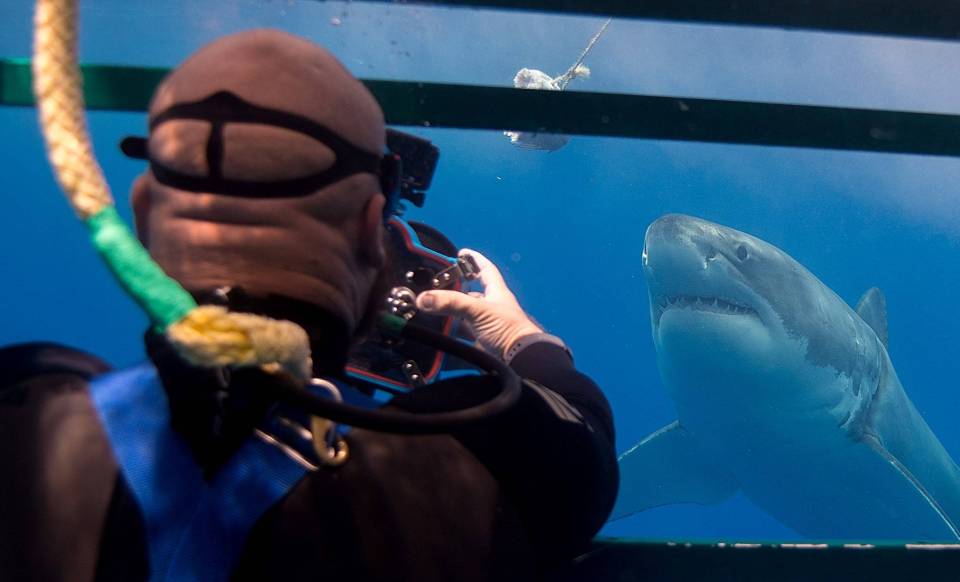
[736,244,749,261]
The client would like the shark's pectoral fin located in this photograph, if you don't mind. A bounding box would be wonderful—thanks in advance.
[609,421,739,521]
[856,287,888,348]
[859,436,960,540]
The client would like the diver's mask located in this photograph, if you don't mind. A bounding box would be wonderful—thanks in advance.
[120,91,439,221]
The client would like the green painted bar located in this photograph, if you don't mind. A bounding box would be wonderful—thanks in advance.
[3,60,960,157]
[0,59,33,106]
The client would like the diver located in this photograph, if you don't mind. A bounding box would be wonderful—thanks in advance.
[0,29,617,582]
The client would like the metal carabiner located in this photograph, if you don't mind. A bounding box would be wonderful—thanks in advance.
[308,378,350,467]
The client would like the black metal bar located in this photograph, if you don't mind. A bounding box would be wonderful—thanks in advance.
[345,0,960,42]
[369,79,960,157]
[562,539,960,582]
[5,60,960,157]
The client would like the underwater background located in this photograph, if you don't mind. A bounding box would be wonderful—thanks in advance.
[2,0,960,542]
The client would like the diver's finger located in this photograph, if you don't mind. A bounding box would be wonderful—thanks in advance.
[467,291,485,299]
[417,290,484,319]
[459,248,509,297]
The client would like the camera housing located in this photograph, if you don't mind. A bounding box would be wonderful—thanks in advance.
[347,219,472,391]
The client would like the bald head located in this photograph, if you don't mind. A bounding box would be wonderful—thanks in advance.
[132,29,389,331]
[152,29,384,154]
[146,29,385,184]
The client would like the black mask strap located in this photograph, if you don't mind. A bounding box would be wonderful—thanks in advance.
[206,120,225,181]
[121,91,399,210]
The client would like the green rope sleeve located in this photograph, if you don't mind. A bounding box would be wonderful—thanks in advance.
[86,206,196,330]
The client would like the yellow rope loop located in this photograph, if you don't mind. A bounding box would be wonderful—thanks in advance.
[167,306,313,382]
[33,0,112,219]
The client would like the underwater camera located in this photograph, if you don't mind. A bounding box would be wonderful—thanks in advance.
[347,218,480,392]
[386,128,440,211]
[347,129,481,392]
[299,128,521,435]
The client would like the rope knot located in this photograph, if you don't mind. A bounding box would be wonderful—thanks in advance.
[167,305,313,381]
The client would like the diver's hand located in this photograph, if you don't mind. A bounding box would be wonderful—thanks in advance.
[416,249,543,360]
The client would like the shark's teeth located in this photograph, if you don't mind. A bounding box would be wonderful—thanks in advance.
[654,294,758,326]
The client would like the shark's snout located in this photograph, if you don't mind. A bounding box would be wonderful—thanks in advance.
[643,214,764,329]
[645,213,700,246]
[644,214,726,266]
[643,214,729,285]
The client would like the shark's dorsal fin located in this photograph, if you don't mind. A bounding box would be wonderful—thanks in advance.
[856,287,889,348]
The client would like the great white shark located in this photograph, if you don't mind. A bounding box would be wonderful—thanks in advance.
[613,214,960,541]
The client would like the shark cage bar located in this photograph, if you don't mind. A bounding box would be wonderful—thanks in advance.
[4,1,960,579]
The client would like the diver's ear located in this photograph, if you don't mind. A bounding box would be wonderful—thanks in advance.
[130,174,151,246]
[359,192,386,267]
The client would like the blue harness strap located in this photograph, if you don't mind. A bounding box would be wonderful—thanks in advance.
[89,364,310,581]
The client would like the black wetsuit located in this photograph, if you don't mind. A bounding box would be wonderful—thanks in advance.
[0,299,617,582]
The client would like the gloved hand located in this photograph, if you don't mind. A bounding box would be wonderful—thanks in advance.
[416,249,543,360]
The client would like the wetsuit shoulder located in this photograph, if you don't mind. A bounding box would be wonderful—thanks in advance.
[0,341,111,401]
[0,342,148,582]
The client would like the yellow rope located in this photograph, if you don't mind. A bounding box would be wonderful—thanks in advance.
[31,0,315,387]
[168,306,313,382]
[33,0,111,219]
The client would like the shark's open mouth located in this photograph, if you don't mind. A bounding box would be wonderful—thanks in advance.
[653,294,759,327]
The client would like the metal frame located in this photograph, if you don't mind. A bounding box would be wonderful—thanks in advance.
[4,60,960,157]
[4,3,960,575]
[344,0,960,41]
[563,539,960,581]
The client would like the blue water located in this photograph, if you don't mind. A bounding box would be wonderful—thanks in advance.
[3,0,960,542]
